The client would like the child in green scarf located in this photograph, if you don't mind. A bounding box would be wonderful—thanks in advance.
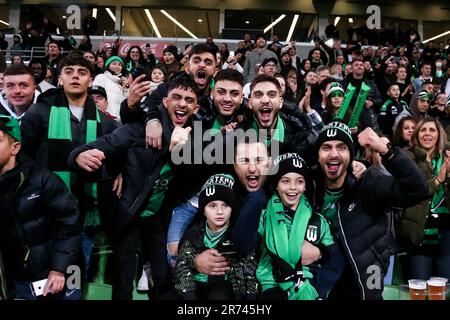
[257,152,344,300]
[173,174,257,300]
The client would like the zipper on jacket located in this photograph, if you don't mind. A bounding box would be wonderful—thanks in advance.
[23,245,31,268]
[0,256,6,299]
[337,202,366,300]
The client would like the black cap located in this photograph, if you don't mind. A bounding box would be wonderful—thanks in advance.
[89,85,107,99]
[261,57,278,67]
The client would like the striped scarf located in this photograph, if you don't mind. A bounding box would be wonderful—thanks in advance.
[47,91,102,227]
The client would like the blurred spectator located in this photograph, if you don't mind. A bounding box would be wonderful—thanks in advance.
[205,36,219,52]
[83,9,98,36]
[325,22,340,39]
[10,35,23,57]
[0,31,7,52]
[11,55,25,66]
[78,35,92,52]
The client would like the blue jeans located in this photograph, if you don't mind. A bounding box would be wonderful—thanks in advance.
[81,232,94,280]
[14,280,81,300]
[404,229,450,280]
[166,202,198,266]
[384,255,395,285]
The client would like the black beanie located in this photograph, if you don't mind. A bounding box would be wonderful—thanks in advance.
[272,153,309,185]
[198,174,236,213]
[163,45,180,61]
[316,121,354,161]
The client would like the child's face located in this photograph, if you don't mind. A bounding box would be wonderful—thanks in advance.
[388,85,400,99]
[0,131,19,171]
[204,200,232,232]
[277,172,305,211]
[151,69,165,83]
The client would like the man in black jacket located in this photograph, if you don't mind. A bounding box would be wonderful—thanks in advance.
[20,53,119,285]
[68,78,200,300]
[313,121,428,299]
[0,115,82,300]
[120,43,218,146]
[239,74,317,164]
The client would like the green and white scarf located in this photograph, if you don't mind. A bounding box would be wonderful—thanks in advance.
[47,92,101,227]
[431,155,448,215]
[193,223,229,283]
[263,193,317,300]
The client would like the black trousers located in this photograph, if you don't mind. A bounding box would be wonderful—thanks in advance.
[111,215,170,300]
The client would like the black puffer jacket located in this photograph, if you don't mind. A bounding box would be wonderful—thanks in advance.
[313,147,428,299]
[68,105,177,237]
[0,155,82,282]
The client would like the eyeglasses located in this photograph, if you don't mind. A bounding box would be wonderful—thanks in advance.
[264,63,277,68]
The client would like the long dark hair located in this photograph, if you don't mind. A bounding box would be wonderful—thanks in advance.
[125,45,147,69]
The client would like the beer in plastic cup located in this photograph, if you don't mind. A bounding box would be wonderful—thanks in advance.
[408,279,426,300]
[427,278,447,300]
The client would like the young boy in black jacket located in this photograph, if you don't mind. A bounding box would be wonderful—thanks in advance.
[0,115,81,300]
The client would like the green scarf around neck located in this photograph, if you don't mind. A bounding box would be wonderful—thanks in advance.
[47,93,101,227]
[431,155,448,215]
[193,222,229,283]
[251,115,285,146]
[263,193,317,299]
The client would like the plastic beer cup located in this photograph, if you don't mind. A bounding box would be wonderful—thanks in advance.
[427,278,447,300]
[408,279,426,300]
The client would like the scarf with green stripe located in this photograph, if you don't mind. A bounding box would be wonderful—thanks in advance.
[47,91,102,227]
[431,155,448,215]
[193,222,229,283]
[251,115,285,146]
[263,193,317,299]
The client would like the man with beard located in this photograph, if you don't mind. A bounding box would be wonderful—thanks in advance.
[29,59,55,93]
[313,121,428,299]
[243,34,279,83]
[239,74,317,164]
[120,44,218,147]
[68,78,200,300]
[0,65,40,120]
[341,58,381,134]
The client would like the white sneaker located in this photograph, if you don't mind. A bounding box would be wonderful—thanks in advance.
[137,268,149,291]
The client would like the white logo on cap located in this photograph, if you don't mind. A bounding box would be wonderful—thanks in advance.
[293,159,303,168]
[326,128,337,137]
[205,186,215,197]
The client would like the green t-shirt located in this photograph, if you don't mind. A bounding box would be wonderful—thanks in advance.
[321,187,344,232]
[140,163,173,217]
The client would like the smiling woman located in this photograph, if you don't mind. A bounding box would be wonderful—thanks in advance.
[399,117,450,281]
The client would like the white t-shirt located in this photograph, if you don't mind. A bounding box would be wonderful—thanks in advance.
[69,105,84,122]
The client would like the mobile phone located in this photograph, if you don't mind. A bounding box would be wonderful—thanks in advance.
[30,279,48,297]
[221,251,237,256]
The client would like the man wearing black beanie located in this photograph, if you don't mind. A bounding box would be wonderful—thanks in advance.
[311,121,429,299]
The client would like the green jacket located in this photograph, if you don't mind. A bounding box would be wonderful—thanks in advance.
[398,146,450,247]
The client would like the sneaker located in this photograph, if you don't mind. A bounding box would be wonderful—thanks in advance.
[137,268,149,291]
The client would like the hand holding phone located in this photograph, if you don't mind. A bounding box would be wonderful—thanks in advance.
[31,279,48,297]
